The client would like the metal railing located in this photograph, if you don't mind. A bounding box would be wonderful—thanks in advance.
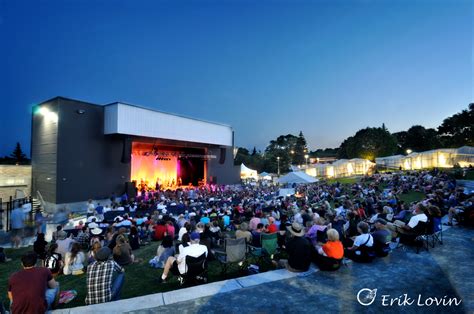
[0,196,34,231]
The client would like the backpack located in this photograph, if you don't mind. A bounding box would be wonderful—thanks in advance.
[45,253,60,273]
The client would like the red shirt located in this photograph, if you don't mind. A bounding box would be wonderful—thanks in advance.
[166,224,175,238]
[154,224,167,240]
[267,223,278,234]
[8,267,52,314]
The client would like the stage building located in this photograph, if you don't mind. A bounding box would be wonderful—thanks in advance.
[31,97,239,207]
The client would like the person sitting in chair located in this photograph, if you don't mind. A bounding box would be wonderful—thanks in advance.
[158,232,208,283]
[387,203,428,238]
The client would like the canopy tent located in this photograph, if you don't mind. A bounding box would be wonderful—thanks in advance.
[304,158,374,178]
[455,146,474,167]
[330,159,375,178]
[278,171,318,184]
[278,188,296,197]
[258,171,272,181]
[375,155,405,169]
[240,163,258,180]
[376,146,474,170]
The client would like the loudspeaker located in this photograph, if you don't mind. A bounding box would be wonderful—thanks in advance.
[125,181,137,198]
[209,176,217,184]
[219,147,226,164]
[121,137,132,163]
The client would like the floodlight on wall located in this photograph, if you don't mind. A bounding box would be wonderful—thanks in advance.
[46,111,58,123]
[38,106,58,123]
[39,107,50,115]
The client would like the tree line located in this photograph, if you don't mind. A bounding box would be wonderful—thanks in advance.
[0,142,30,165]
[236,103,473,173]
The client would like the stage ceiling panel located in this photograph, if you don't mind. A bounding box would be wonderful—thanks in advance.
[104,103,233,146]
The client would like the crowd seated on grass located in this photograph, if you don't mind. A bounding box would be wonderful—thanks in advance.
[5,169,474,309]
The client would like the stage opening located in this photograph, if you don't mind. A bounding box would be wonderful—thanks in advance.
[131,142,206,190]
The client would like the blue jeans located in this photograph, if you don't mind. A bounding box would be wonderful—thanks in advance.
[45,284,59,310]
[111,273,125,301]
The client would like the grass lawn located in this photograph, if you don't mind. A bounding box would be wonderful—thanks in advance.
[398,191,426,204]
[465,170,474,180]
[326,177,360,185]
[1,241,276,310]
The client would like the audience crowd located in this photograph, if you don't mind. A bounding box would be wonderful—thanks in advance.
[5,169,474,312]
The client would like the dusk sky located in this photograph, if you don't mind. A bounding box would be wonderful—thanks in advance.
[1,0,472,157]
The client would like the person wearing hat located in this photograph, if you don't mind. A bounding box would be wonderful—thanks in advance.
[158,231,208,283]
[274,222,312,272]
[371,219,392,257]
[85,247,125,305]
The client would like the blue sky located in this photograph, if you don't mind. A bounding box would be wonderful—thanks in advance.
[0,0,472,157]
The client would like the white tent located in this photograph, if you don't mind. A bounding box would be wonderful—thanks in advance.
[240,164,258,180]
[258,172,272,181]
[375,155,405,169]
[455,146,474,167]
[376,146,474,170]
[304,158,374,178]
[278,171,318,184]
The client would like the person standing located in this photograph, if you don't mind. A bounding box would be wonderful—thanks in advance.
[8,251,60,313]
[10,205,25,248]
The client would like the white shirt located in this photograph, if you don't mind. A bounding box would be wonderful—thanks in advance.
[178,227,187,241]
[56,238,74,257]
[87,203,95,214]
[354,234,373,248]
[117,220,132,227]
[335,206,346,217]
[407,213,428,229]
[177,243,208,274]
[63,251,85,275]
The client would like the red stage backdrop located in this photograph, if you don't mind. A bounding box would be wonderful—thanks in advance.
[131,147,178,188]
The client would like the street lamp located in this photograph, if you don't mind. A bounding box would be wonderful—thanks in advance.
[277,156,280,176]
[406,149,412,155]
[304,154,309,166]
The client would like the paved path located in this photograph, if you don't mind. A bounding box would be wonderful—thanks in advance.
[55,227,473,314]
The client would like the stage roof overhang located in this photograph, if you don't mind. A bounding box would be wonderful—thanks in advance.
[104,103,233,147]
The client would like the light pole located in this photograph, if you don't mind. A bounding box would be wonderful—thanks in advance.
[304,154,309,167]
[277,156,280,176]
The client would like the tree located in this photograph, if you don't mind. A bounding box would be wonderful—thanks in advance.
[395,126,440,153]
[337,127,398,161]
[393,131,408,154]
[234,147,250,166]
[263,134,298,173]
[293,131,308,165]
[310,148,339,157]
[10,142,27,163]
[438,103,474,147]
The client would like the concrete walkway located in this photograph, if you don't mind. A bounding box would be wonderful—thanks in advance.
[54,227,474,314]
